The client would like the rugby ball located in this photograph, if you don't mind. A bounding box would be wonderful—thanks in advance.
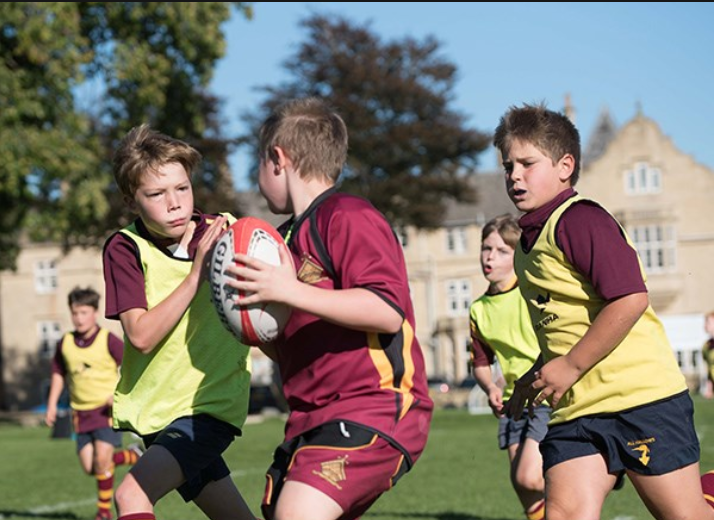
[210,217,291,345]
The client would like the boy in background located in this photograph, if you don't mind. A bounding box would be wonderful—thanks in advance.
[469,214,547,520]
[224,97,433,520]
[702,311,714,399]
[497,103,714,519]
[45,286,141,520]
[103,124,256,520]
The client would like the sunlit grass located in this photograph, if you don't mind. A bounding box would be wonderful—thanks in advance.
[2,397,713,520]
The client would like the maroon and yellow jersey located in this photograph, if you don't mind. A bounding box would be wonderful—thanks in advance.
[276,189,432,460]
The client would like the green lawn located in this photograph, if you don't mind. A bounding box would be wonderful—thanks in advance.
[2,397,713,520]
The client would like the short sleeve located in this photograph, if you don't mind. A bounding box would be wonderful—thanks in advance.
[558,201,647,301]
[325,202,410,316]
[103,233,148,319]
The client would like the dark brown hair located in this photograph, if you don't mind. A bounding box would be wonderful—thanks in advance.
[68,286,100,309]
[493,103,581,184]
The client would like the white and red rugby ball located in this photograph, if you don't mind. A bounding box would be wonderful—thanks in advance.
[210,216,291,345]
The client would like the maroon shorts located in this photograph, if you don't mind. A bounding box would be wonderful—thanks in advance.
[262,421,410,520]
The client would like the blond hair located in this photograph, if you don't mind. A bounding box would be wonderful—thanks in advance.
[258,97,348,183]
[113,124,202,199]
[481,214,521,250]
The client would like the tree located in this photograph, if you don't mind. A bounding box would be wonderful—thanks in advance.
[0,2,253,271]
[240,14,491,229]
[0,2,251,411]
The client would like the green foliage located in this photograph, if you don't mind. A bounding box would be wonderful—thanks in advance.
[241,14,491,229]
[0,3,96,269]
[3,401,714,519]
[0,2,252,271]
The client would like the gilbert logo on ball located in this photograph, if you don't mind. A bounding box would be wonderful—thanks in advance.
[210,217,291,345]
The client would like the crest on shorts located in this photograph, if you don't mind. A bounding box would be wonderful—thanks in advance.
[297,253,328,284]
[627,436,655,466]
[312,455,349,489]
[632,444,651,466]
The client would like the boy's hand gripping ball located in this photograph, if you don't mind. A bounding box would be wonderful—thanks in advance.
[210,217,291,346]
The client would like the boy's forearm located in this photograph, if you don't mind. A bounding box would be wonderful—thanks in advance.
[566,292,648,374]
[121,271,201,353]
[473,365,496,393]
[46,373,64,406]
[286,284,403,334]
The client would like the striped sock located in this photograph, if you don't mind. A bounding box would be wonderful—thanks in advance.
[113,449,139,466]
[526,498,545,520]
[703,470,714,509]
[96,469,114,519]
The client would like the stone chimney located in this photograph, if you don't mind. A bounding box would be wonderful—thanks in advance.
[564,93,576,123]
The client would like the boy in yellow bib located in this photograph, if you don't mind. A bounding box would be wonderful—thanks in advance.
[45,287,141,520]
[469,214,546,520]
[103,125,256,520]
[496,103,714,520]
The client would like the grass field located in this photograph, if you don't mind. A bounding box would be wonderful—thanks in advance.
[2,397,714,520]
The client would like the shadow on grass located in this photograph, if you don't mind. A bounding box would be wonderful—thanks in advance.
[368,512,514,520]
[0,511,80,520]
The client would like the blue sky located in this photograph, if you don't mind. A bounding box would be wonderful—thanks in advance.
[211,2,714,191]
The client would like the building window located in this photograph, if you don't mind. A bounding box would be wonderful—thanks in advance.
[35,259,58,294]
[629,224,676,273]
[446,227,468,254]
[38,321,63,358]
[624,162,662,195]
[446,279,472,316]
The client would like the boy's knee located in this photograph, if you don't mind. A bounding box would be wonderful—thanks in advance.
[93,459,114,476]
[114,475,149,512]
[113,481,131,508]
[512,471,544,494]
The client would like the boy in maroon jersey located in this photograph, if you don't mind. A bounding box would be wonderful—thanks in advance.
[224,97,433,520]
[45,287,141,520]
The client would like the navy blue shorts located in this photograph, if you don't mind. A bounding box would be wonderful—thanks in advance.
[540,391,700,475]
[142,415,240,502]
[498,405,551,450]
[76,426,123,452]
